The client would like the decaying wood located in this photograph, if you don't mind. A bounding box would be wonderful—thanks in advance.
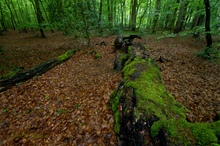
[110,40,220,146]
[0,49,79,92]
[114,34,141,50]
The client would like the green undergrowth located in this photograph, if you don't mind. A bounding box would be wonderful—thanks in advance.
[110,55,220,145]
[197,47,220,61]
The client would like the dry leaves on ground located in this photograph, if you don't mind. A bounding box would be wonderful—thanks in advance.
[0,31,219,145]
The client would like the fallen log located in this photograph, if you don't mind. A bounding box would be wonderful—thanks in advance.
[0,48,80,92]
[109,42,220,146]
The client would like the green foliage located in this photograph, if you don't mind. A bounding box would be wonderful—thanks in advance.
[45,95,49,99]
[57,109,62,116]
[95,53,102,59]
[76,103,81,110]
[197,47,220,60]
[157,33,177,40]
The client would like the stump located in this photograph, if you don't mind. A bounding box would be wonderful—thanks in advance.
[110,42,220,146]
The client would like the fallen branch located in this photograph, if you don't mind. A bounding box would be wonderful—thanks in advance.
[0,49,80,92]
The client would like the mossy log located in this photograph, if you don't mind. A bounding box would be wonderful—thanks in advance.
[110,42,220,146]
[0,49,80,92]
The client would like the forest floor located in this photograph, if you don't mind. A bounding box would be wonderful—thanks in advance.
[0,31,220,145]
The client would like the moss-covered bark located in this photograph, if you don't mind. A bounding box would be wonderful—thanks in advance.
[109,43,220,146]
[0,48,80,92]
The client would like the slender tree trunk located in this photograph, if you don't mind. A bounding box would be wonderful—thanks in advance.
[138,6,148,29]
[152,0,161,33]
[110,0,114,27]
[40,0,54,33]
[146,0,152,28]
[107,0,112,27]
[34,0,46,38]
[131,0,137,31]
[79,4,90,47]
[24,0,32,22]
[113,0,116,26]
[98,0,103,32]
[0,1,7,31]
[120,0,125,27]
[191,7,205,38]
[204,0,212,48]
[174,0,188,34]
[9,0,20,24]
[4,0,17,29]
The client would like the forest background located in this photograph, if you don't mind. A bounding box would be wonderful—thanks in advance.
[0,0,219,42]
[0,0,220,145]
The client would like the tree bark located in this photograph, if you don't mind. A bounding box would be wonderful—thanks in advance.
[110,40,219,146]
[174,0,188,34]
[0,1,7,31]
[204,0,212,48]
[130,0,137,31]
[152,0,161,33]
[34,0,46,38]
[98,0,103,32]
[4,0,17,30]
[0,49,79,92]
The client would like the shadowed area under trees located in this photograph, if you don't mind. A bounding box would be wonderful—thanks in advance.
[0,0,220,145]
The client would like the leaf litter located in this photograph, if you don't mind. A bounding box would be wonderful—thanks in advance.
[0,31,220,145]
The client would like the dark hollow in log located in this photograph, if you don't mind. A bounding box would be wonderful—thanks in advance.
[109,42,220,146]
[0,49,80,92]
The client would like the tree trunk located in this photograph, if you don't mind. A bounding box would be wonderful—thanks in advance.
[191,7,205,38]
[137,6,148,29]
[110,39,220,146]
[152,0,161,33]
[0,49,79,92]
[9,0,20,24]
[40,0,54,33]
[98,0,103,32]
[0,1,7,31]
[174,0,188,34]
[34,0,46,38]
[107,0,112,27]
[145,0,152,28]
[120,0,125,28]
[204,0,212,48]
[130,0,137,31]
[4,0,17,30]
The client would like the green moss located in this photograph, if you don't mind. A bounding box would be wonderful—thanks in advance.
[121,57,220,145]
[190,122,218,145]
[57,48,80,61]
[109,90,123,134]
[123,58,187,120]
[95,53,102,59]
[0,71,17,79]
[114,110,120,134]
[110,43,220,145]
[0,67,23,79]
